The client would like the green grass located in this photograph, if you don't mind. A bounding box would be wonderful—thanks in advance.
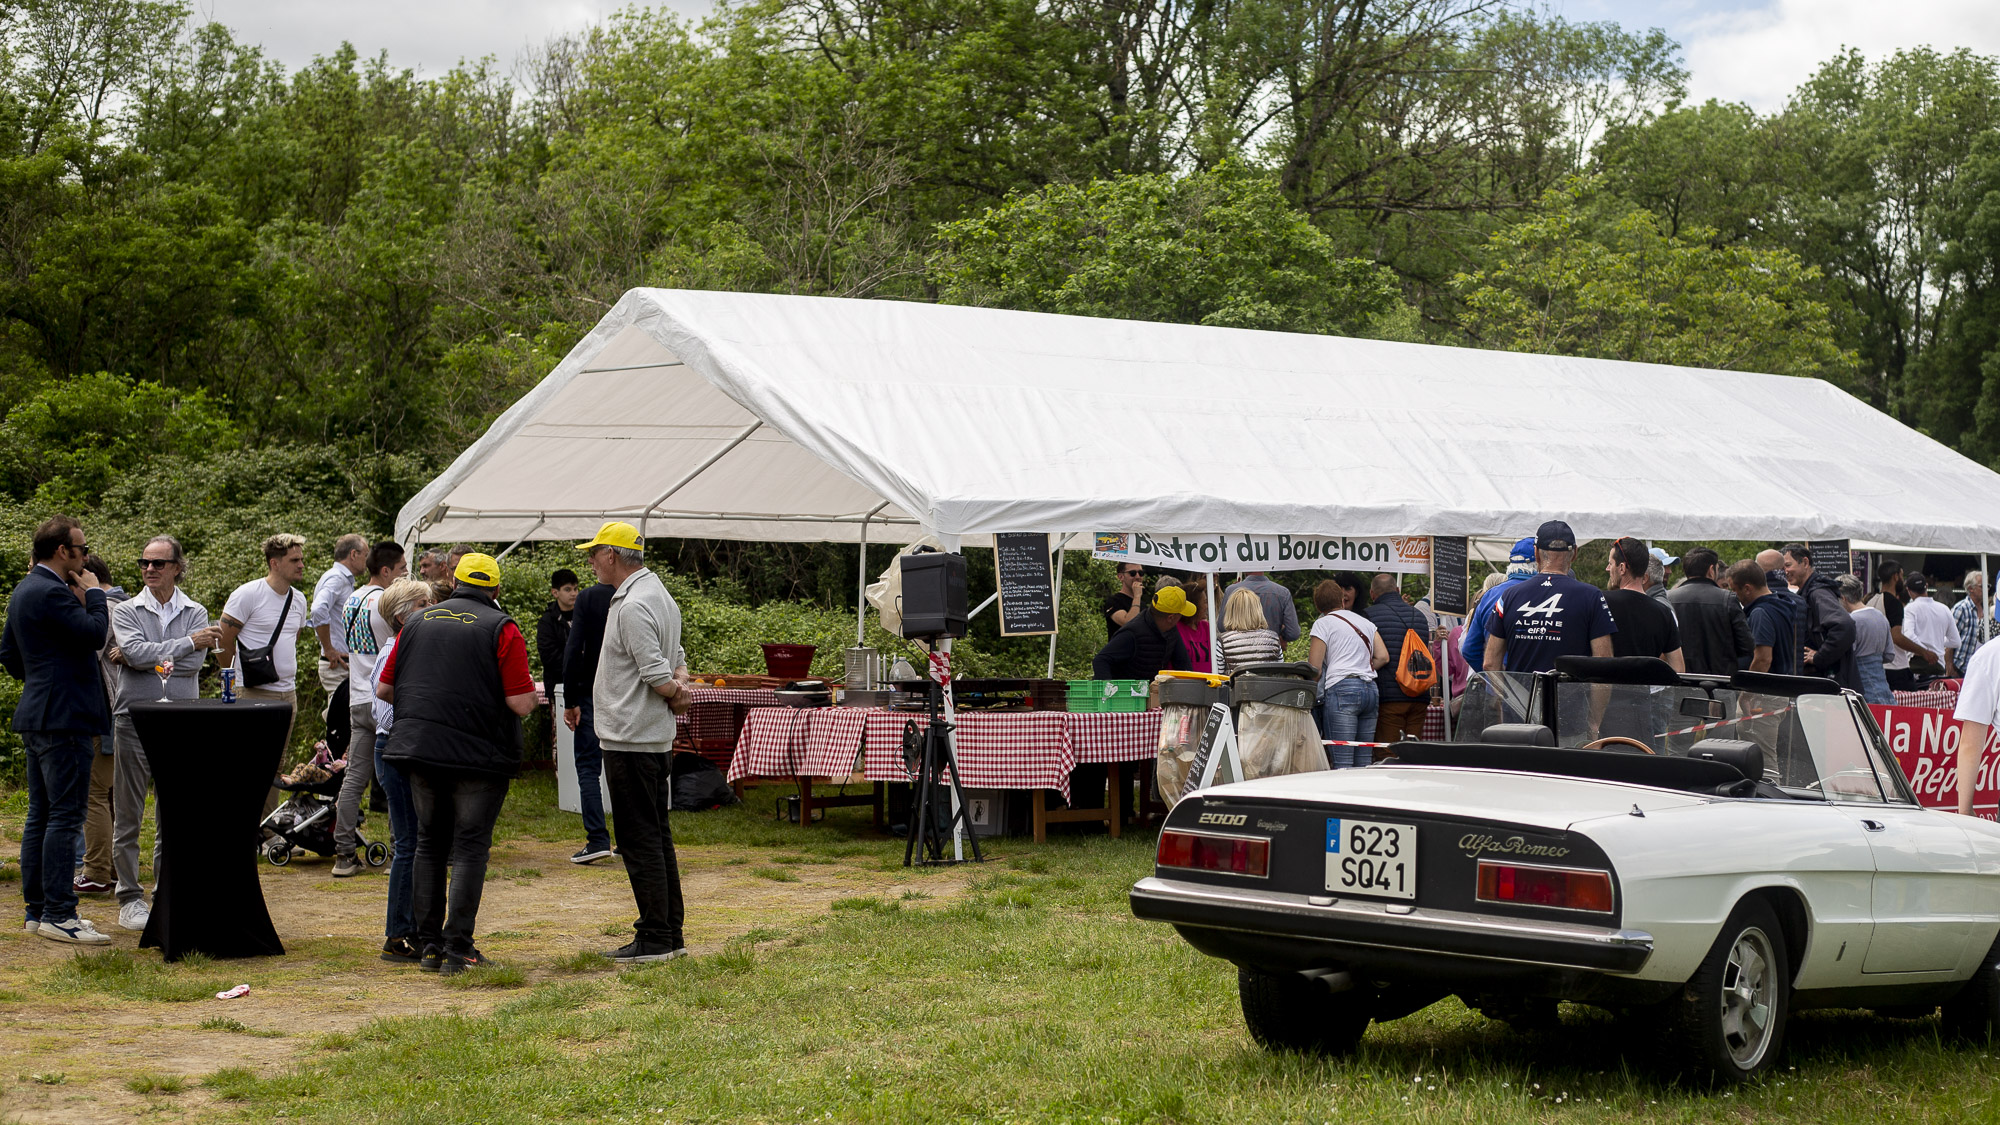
[196,813,2000,1124]
[124,1072,187,1095]
[750,865,799,882]
[198,1015,285,1037]
[43,950,226,1003]
[441,963,529,990]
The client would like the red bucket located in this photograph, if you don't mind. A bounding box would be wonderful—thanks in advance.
[761,643,817,679]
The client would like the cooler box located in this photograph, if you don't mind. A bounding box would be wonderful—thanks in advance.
[552,686,612,814]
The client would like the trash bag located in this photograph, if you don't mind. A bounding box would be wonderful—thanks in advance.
[669,753,740,811]
[1236,701,1325,780]
[1155,702,1208,807]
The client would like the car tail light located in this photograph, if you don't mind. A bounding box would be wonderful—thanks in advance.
[1476,861,1614,913]
[1157,829,1270,878]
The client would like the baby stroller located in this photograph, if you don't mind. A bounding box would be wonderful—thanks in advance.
[260,744,387,868]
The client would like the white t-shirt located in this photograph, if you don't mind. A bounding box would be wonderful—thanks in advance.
[1955,642,2000,728]
[342,585,394,698]
[223,577,310,693]
[1310,610,1378,687]
[371,635,398,733]
[1906,596,1956,662]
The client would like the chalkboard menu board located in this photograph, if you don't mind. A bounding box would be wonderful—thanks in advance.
[1809,539,1851,578]
[1430,536,1468,616]
[995,533,1057,636]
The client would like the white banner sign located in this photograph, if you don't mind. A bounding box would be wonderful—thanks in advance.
[1090,532,1431,574]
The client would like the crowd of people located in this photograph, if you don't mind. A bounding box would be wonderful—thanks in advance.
[4,515,694,972]
[1089,520,1993,772]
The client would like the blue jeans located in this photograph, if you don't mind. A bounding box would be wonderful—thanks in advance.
[574,700,610,851]
[374,733,417,942]
[1318,678,1379,769]
[1857,656,1895,706]
[22,732,95,925]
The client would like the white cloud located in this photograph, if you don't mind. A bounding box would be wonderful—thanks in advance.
[194,0,712,77]
[1679,0,2000,110]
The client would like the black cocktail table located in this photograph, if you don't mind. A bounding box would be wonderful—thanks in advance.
[128,699,291,961]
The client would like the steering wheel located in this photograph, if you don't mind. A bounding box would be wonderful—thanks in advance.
[1581,735,1655,755]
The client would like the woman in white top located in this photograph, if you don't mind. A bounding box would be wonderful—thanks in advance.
[368,579,432,965]
[1308,578,1390,767]
[1217,589,1284,675]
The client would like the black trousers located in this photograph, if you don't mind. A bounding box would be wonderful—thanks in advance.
[406,767,510,956]
[604,750,685,947]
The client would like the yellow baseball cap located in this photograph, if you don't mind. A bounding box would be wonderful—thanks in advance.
[454,552,502,588]
[1152,586,1198,617]
[578,520,643,553]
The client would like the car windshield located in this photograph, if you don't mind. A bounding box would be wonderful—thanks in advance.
[1454,673,1910,803]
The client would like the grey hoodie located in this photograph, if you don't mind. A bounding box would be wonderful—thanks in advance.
[595,567,683,752]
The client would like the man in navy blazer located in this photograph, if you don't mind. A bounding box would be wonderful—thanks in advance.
[1,515,114,943]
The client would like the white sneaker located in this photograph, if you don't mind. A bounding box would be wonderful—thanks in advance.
[38,918,112,944]
[24,918,38,933]
[118,901,151,932]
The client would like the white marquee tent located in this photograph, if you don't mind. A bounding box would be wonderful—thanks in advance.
[395,289,2000,555]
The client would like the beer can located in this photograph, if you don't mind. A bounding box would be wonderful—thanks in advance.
[221,667,238,703]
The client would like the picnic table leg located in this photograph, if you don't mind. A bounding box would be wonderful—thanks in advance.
[1107,762,1123,840]
[797,777,815,825]
[1032,789,1049,844]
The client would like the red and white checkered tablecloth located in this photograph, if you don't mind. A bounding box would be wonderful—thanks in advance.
[684,687,777,744]
[1894,687,1960,711]
[731,707,1164,800]
[728,707,825,781]
[1066,711,1164,765]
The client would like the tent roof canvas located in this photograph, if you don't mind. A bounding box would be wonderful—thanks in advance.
[397,289,2000,553]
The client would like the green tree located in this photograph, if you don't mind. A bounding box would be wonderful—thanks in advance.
[0,370,237,510]
[1455,179,1851,378]
[932,164,1397,333]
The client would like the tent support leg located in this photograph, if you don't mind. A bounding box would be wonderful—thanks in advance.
[1206,571,1218,674]
[1046,534,1074,679]
[494,515,546,562]
[936,531,964,862]
[1985,553,1992,648]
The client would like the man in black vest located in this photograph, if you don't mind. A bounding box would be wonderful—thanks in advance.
[1091,586,1195,679]
[376,553,538,975]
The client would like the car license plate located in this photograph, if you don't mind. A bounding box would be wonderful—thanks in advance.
[1326,818,1417,900]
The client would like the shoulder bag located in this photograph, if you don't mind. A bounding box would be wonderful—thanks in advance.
[240,589,295,688]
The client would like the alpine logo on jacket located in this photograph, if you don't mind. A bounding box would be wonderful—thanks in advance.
[1515,592,1564,619]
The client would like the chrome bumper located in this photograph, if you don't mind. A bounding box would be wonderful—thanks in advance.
[1131,876,1654,974]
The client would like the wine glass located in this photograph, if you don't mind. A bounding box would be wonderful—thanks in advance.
[154,658,174,702]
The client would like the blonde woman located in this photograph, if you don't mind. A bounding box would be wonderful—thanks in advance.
[1217,589,1283,675]
[368,579,432,965]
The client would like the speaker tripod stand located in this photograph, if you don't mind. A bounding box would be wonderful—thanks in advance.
[901,668,984,867]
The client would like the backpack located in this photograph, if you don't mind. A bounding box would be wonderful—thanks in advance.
[1395,628,1438,696]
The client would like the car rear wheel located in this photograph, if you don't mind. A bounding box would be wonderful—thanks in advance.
[1238,967,1372,1055]
[1664,898,1790,1084]
[1941,933,2000,1044]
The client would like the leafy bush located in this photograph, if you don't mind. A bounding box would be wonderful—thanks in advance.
[0,372,238,511]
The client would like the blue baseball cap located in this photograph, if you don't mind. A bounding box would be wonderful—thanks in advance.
[1509,537,1536,564]
[1648,546,1678,568]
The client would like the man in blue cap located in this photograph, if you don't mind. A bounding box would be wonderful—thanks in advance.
[1484,520,1617,673]
[1459,536,1536,670]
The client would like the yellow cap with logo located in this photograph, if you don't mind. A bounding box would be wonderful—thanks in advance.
[1152,586,1198,617]
[577,521,643,553]
[453,553,502,588]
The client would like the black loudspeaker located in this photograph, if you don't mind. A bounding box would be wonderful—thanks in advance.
[899,551,968,639]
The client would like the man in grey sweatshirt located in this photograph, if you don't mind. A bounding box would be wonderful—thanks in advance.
[578,521,690,964]
[106,536,219,932]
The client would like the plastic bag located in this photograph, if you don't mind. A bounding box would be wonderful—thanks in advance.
[1154,703,1208,807]
[1236,701,1326,780]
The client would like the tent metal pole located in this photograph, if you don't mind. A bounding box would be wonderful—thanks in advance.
[936,531,964,862]
[857,503,887,645]
[1047,533,1076,679]
[635,420,762,540]
[494,515,546,562]
[970,591,1000,618]
[1985,553,1993,646]
[1206,571,1219,675]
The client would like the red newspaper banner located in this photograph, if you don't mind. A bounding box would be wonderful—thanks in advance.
[1869,704,2000,818]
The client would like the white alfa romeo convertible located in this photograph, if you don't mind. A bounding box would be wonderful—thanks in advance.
[1129,657,2000,1083]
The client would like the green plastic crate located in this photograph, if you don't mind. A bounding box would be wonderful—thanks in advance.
[1067,679,1148,713]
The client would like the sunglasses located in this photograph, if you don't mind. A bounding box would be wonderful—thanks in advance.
[137,558,176,569]
[1122,569,1145,578]
[64,542,90,555]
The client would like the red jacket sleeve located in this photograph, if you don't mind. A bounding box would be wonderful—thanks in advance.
[377,639,398,686]
[496,623,535,696]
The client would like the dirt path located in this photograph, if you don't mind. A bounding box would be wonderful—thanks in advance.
[0,835,972,1123]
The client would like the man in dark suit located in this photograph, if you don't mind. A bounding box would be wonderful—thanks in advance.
[1,516,114,943]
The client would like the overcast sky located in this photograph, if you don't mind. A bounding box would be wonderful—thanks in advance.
[200,0,2000,113]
